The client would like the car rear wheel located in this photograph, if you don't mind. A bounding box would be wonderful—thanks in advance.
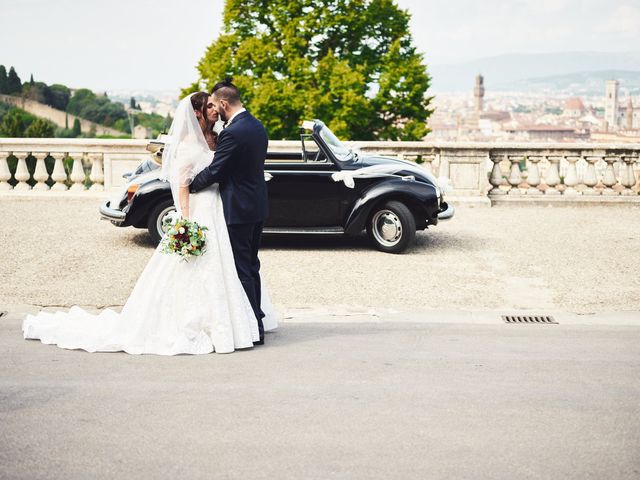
[366,200,416,254]
[147,198,176,244]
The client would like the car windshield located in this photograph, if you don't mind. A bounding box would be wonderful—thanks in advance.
[319,125,353,162]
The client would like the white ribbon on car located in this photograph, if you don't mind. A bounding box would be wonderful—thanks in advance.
[331,164,416,189]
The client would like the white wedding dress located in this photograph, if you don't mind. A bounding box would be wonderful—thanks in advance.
[23,93,278,355]
[23,184,278,355]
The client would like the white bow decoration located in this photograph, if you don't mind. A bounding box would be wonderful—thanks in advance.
[331,164,416,189]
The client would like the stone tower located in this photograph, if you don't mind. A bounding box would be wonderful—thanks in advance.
[474,74,485,113]
[625,97,633,130]
[604,80,619,129]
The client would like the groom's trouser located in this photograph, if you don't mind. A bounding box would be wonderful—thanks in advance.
[227,222,265,337]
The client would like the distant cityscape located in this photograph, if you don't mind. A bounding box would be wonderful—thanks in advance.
[429,75,640,143]
[108,76,640,144]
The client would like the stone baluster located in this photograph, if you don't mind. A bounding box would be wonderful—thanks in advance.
[582,156,601,195]
[544,156,562,195]
[507,155,523,195]
[13,152,31,191]
[89,153,104,191]
[525,156,542,195]
[32,152,50,191]
[601,156,619,196]
[488,153,508,194]
[0,151,12,190]
[619,155,637,196]
[396,152,405,161]
[50,153,68,191]
[69,153,87,192]
[563,155,581,195]
[421,154,435,175]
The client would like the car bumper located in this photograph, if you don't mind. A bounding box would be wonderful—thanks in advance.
[99,200,126,225]
[437,201,454,220]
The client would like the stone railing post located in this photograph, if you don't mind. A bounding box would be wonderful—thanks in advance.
[32,152,50,191]
[619,155,637,196]
[89,153,104,191]
[544,156,562,195]
[526,155,542,195]
[13,152,31,191]
[421,154,436,176]
[69,153,86,191]
[602,156,619,196]
[488,153,508,195]
[507,155,523,195]
[583,156,601,195]
[439,148,490,204]
[50,153,68,191]
[563,155,581,195]
[0,151,11,190]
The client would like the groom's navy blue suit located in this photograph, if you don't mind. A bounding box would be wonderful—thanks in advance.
[189,110,269,340]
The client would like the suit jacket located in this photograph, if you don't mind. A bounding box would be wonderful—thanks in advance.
[190,110,269,225]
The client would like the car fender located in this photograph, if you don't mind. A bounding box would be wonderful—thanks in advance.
[126,179,173,228]
[343,179,439,235]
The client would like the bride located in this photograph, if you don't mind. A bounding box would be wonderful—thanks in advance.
[22,92,278,355]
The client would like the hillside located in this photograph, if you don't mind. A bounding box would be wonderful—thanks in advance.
[430,51,640,92]
[496,70,640,95]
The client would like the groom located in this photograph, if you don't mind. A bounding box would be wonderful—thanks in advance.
[189,78,269,345]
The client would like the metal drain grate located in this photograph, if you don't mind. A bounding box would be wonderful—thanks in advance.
[502,315,557,324]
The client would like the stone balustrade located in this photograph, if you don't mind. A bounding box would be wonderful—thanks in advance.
[0,138,638,204]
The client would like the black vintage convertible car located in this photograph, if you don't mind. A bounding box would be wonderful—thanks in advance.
[100,120,454,253]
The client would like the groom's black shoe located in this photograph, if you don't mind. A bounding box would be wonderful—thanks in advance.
[253,338,264,346]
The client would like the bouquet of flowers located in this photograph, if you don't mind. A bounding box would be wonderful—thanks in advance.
[160,215,208,261]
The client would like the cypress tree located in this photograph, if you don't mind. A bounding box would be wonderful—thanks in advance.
[72,118,82,136]
[0,65,7,94]
[6,67,22,95]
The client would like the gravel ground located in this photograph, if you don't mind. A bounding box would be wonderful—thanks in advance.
[2,197,639,313]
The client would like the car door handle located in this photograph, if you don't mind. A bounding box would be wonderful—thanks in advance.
[264,172,273,181]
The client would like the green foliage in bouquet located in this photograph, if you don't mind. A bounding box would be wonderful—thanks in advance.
[160,217,209,261]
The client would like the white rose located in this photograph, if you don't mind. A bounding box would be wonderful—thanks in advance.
[178,227,185,234]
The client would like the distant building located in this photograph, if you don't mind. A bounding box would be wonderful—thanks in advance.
[604,79,640,130]
[604,80,619,128]
[474,75,484,113]
[503,124,588,142]
[133,125,152,139]
[563,97,585,118]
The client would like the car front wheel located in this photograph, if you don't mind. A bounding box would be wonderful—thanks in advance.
[366,200,416,254]
[147,198,176,244]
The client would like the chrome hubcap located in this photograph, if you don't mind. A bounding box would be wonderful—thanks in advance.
[371,210,402,247]
[157,206,176,236]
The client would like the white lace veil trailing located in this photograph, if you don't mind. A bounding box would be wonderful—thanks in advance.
[160,93,214,216]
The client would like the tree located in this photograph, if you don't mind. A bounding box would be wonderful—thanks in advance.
[6,67,22,95]
[25,118,55,138]
[22,81,48,103]
[129,97,141,110]
[0,65,7,94]
[67,88,127,127]
[46,84,71,110]
[0,108,25,137]
[72,118,82,136]
[185,0,433,140]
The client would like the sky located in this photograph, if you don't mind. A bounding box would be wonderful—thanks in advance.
[1,0,639,91]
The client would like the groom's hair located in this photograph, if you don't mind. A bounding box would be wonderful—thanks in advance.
[212,77,241,105]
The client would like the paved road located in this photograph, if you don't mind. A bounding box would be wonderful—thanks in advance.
[2,312,639,480]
